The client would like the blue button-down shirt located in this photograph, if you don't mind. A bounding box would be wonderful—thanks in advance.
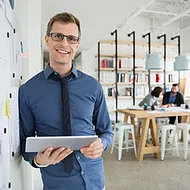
[19,64,113,190]
[169,93,176,104]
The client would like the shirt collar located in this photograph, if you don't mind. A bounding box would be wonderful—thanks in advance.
[44,63,78,79]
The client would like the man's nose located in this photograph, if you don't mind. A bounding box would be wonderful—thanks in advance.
[60,36,69,46]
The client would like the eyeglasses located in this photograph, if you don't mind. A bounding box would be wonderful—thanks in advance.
[49,32,79,44]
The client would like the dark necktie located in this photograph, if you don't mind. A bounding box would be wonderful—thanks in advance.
[60,77,73,174]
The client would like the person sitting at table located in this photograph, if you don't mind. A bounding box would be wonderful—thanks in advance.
[139,86,163,108]
[137,86,163,136]
[162,83,184,124]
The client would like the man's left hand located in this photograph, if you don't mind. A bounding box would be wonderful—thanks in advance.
[80,138,103,159]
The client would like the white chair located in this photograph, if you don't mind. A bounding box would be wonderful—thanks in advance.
[156,118,169,144]
[176,123,190,160]
[110,123,137,160]
[159,124,179,160]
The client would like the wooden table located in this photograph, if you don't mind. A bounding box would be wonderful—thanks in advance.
[116,108,190,161]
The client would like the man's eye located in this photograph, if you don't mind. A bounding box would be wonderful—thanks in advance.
[68,36,75,41]
[54,34,63,39]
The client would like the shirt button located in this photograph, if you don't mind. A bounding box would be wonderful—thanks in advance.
[81,171,85,175]
[54,72,57,75]
[77,157,80,160]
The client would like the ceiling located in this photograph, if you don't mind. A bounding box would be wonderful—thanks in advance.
[42,0,190,55]
[41,0,150,53]
[135,0,190,30]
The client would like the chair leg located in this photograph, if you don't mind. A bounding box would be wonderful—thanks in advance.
[131,127,137,158]
[125,129,129,153]
[157,128,161,144]
[174,129,179,158]
[161,128,166,160]
[176,127,181,140]
[110,127,116,154]
[183,128,188,161]
[118,128,124,161]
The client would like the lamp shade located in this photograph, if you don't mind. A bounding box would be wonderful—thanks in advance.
[145,53,163,70]
[174,55,190,71]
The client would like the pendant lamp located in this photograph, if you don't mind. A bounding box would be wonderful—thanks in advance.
[174,55,190,71]
[145,53,163,70]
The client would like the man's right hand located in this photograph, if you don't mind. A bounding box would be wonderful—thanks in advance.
[35,147,73,166]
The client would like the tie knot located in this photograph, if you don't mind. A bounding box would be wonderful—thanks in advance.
[60,78,68,86]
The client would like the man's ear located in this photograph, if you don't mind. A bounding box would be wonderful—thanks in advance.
[45,35,49,46]
[76,40,80,49]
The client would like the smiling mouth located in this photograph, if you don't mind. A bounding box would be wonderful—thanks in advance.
[56,49,70,55]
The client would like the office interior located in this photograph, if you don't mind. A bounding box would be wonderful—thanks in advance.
[1,0,190,189]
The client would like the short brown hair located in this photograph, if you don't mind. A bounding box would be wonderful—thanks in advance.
[46,12,81,37]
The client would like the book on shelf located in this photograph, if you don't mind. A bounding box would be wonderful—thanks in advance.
[116,58,132,69]
[150,73,164,84]
[125,86,149,97]
[101,59,114,68]
[108,60,114,68]
[136,73,145,83]
[128,74,133,83]
[135,73,138,83]
[101,59,108,68]
[156,73,160,83]
[108,87,119,97]
[168,74,174,83]
[125,87,132,96]
[117,73,133,83]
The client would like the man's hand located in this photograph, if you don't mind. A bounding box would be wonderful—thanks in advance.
[167,104,174,108]
[80,138,104,159]
[35,147,73,166]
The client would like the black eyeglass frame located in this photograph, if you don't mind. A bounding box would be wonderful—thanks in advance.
[49,32,80,44]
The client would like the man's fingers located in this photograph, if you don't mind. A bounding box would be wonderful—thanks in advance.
[85,148,103,156]
[81,143,103,154]
[49,147,66,161]
[80,138,103,159]
[53,149,73,164]
[90,138,102,147]
[43,147,54,158]
[81,145,103,159]
[83,151,103,159]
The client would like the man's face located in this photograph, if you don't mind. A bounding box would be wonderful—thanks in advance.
[45,21,80,66]
[171,86,178,95]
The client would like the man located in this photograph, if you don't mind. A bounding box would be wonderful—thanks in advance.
[19,12,113,190]
[162,83,184,124]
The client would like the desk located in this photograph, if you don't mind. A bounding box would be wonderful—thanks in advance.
[116,108,190,161]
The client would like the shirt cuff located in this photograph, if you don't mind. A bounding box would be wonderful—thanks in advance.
[28,153,38,168]
[101,138,108,151]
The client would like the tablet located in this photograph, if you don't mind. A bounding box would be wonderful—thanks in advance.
[25,135,98,152]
